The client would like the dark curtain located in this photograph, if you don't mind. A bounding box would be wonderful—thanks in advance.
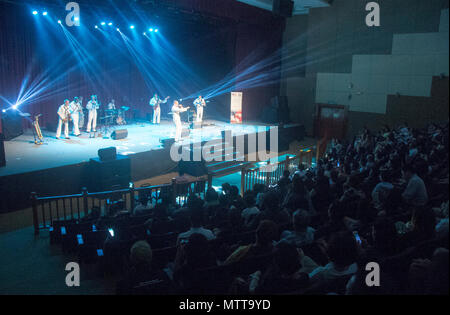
[0,0,284,128]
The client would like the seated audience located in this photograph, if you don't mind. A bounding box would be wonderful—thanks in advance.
[308,231,358,288]
[145,203,173,235]
[173,233,217,293]
[402,163,429,206]
[54,121,449,295]
[253,241,309,294]
[177,208,215,244]
[241,191,260,228]
[224,220,278,265]
[371,169,394,211]
[279,209,315,248]
[116,240,170,294]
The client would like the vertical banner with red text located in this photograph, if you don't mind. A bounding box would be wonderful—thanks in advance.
[230,92,242,124]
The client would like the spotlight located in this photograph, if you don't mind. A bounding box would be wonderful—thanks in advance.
[116,28,120,31]
[32,10,38,15]
[58,20,62,24]
[108,22,113,26]
[143,32,146,35]
[42,11,48,16]
[130,25,135,29]
[101,21,106,25]
[95,25,98,29]
[149,28,153,32]
[154,29,158,32]
[2,109,6,113]
[12,104,18,110]
[74,17,79,21]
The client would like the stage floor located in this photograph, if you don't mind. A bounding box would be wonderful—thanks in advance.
[0,119,270,177]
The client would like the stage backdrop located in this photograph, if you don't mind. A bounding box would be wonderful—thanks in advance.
[0,0,284,130]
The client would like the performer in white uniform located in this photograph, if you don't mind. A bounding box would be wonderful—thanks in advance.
[193,95,206,122]
[149,93,169,124]
[86,95,99,132]
[69,96,83,136]
[171,100,189,142]
[56,99,71,139]
[77,96,85,129]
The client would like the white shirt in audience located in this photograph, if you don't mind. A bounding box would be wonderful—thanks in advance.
[309,262,357,285]
[241,206,260,224]
[178,227,215,243]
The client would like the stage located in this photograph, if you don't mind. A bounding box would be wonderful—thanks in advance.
[1,119,296,213]
[0,119,269,177]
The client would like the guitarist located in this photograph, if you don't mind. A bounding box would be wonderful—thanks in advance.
[56,99,71,139]
[86,95,99,133]
[193,95,206,123]
[69,96,83,136]
[150,93,170,124]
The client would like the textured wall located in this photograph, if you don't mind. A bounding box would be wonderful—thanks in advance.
[281,0,449,136]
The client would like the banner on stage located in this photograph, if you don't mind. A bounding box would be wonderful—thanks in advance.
[230,92,242,124]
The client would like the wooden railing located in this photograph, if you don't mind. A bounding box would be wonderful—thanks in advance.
[240,152,314,195]
[31,148,317,235]
[31,179,206,235]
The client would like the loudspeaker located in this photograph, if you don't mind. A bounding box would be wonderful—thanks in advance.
[261,106,278,124]
[88,154,131,192]
[111,129,128,140]
[0,133,5,167]
[1,111,23,141]
[98,147,117,162]
[178,160,208,177]
[272,0,294,17]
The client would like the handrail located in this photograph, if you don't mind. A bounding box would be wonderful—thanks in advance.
[316,135,329,162]
[37,193,84,201]
[240,151,314,195]
[31,149,316,235]
[207,161,252,189]
[31,179,206,235]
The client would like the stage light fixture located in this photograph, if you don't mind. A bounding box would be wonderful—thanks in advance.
[108,22,113,26]
[74,17,79,21]
[12,104,18,110]
[1,109,5,113]
[95,25,98,29]
[101,21,106,25]
[154,29,158,32]
[116,28,120,31]
[149,28,153,32]
[42,11,48,16]
[143,32,146,35]
[130,25,135,29]
[58,20,62,24]
[32,11,38,15]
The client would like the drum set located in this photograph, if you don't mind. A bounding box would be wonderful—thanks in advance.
[103,106,130,126]
[77,106,129,131]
